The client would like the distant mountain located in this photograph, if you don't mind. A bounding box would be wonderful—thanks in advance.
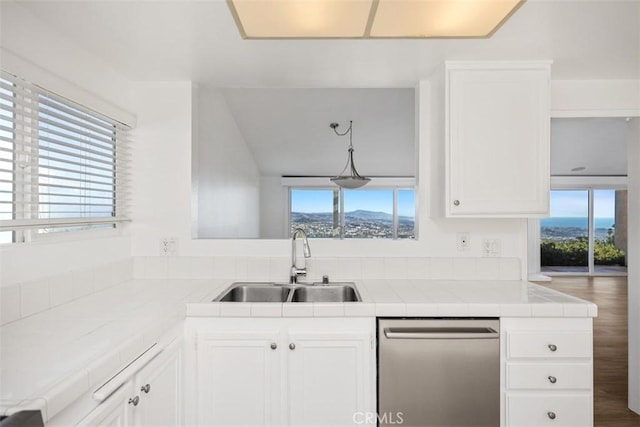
[292,210,413,224]
[346,210,392,221]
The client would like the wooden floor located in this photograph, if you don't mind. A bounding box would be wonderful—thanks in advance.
[536,276,640,427]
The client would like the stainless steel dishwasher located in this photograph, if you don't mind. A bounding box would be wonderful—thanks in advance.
[378,318,500,427]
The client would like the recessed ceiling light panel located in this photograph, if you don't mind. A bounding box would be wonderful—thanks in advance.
[228,0,374,39]
[370,0,525,38]
[228,0,525,39]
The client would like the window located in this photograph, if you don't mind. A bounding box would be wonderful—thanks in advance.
[0,71,131,242]
[540,188,627,274]
[289,185,415,239]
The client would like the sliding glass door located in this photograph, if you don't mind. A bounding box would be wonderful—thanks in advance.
[541,189,627,275]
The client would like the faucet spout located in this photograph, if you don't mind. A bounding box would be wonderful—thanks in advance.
[291,228,311,284]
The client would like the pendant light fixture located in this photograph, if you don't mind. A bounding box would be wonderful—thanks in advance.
[330,121,371,189]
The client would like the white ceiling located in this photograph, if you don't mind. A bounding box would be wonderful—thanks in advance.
[4,0,639,88]
[220,88,415,176]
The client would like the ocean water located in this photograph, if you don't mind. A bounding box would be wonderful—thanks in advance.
[540,217,616,229]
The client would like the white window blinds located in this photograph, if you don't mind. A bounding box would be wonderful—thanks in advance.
[0,70,131,238]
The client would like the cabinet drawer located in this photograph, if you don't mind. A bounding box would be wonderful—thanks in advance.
[507,363,592,390]
[507,332,591,359]
[506,394,592,427]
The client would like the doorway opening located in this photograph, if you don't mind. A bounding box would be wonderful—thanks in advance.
[541,188,627,275]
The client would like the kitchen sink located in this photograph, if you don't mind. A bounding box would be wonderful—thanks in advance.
[214,282,361,303]
[216,283,290,302]
[291,284,361,302]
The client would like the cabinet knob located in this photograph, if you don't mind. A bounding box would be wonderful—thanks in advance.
[270,342,278,350]
[548,344,558,352]
[548,375,557,384]
[128,396,140,406]
[289,343,296,350]
[547,411,556,420]
[453,199,460,206]
[141,383,151,393]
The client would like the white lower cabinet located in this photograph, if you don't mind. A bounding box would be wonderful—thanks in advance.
[131,339,183,427]
[188,317,375,427]
[77,338,183,427]
[502,318,593,427]
[507,394,592,426]
[77,383,133,427]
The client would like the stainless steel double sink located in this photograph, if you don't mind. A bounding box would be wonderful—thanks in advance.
[214,282,361,303]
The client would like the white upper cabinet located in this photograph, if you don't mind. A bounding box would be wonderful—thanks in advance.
[446,61,551,217]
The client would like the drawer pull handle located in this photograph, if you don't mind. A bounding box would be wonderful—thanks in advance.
[141,383,151,393]
[548,375,557,384]
[547,411,556,420]
[128,396,140,406]
[270,342,277,350]
[548,344,558,352]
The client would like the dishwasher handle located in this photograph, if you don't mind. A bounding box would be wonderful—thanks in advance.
[384,327,499,339]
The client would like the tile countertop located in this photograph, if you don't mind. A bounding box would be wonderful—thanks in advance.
[0,278,216,422]
[0,278,596,422]
[188,279,599,319]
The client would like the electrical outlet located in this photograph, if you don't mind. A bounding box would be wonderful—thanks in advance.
[457,232,470,252]
[159,237,177,256]
[482,239,501,257]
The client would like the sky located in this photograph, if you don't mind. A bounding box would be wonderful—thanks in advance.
[550,189,616,218]
[291,189,415,217]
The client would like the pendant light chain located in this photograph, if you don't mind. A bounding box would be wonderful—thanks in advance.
[330,120,371,189]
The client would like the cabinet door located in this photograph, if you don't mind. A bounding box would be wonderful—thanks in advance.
[133,339,183,427]
[447,63,550,216]
[77,383,133,427]
[286,321,374,427]
[197,328,282,426]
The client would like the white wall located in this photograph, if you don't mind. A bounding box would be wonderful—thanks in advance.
[131,77,528,278]
[627,118,640,414]
[260,176,287,239]
[551,80,640,117]
[0,2,134,123]
[129,81,194,255]
[195,87,260,238]
[0,2,134,287]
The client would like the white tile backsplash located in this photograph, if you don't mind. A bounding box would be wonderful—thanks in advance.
[132,255,522,283]
[1,258,133,326]
[246,257,271,282]
[269,257,290,283]
[168,256,192,279]
[384,257,408,279]
[21,279,50,318]
[338,257,362,281]
[452,258,477,280]
[430,258,454,279]
[499,258,522,280]
[49,273,73,308]
[72,269,94,300]
[361,257,385,280]
[212,257,237,279]
[144,257,168,279]
[1,285,22,324]
[407,258,430,280]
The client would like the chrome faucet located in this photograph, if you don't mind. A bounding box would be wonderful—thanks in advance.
[290,228,311,284]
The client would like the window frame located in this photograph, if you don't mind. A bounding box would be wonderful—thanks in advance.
[284,177,416,240]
